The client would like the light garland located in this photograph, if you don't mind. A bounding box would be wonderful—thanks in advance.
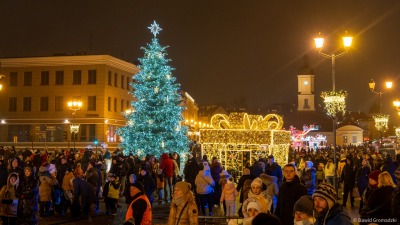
[373,114,389,132]
[321,90,347,117]
[395,127,400,137]
[70,124,80,134]
[200,113,290,176]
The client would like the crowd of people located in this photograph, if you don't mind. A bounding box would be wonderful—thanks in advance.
[0,145,399,225]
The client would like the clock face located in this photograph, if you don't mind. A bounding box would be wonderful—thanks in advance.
[304,81,309,86]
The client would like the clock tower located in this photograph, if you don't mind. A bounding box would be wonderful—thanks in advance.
[297,55,315,111]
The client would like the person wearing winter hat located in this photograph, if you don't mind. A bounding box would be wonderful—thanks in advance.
[241,196,270,225]
[126,181,152,225]
[195,161,215,216]
[300,161,316,195]
[168,181,198,225]
[0,173,19,224]
[359,170,381,219]
[293,195,315,225]
[312,183,352,225]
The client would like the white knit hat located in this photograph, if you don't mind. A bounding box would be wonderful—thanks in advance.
[247,202,261,212]
[251,177,262,188]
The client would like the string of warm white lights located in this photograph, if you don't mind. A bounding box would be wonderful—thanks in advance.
[200,112,290,176]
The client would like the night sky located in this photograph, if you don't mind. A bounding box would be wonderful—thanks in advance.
[1,1,400,119]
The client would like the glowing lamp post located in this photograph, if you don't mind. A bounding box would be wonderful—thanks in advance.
[369,79,392,148]
[314,31,352,196]
[68,100,82,149]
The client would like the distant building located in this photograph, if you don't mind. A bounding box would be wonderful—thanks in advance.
[0,55,196,150]
[0,55,138,150]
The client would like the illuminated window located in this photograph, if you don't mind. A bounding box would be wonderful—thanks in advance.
[343,136,348,143]
[352,136,357,143]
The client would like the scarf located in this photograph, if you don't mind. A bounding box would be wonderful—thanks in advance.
[172,191,193,207]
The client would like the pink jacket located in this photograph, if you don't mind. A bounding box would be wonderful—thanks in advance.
[220,181,238,202]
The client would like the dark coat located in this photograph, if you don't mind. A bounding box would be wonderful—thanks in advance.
[183,158,200,189]
[315,203,352,225]
[367,186,395,220]
[300,167,316,195]
[236,174,253,203]
[16,174,39,225]
[381,157,397,184]
[73,177,96,205]
[265,162,283,186]
[341,163,356,187]
[137,173,156,203]
[391,187,400,221]
[275,175,307,225]
[210,161,223,183]
[356,166,370,196]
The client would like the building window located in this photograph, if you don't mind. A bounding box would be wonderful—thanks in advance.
[121,99,124,112]
[126,77,130,91]
[55,96,63,111]
[79,124,96,141]
[24,72,32,86]
[7,125,31,142]
[41,71,49,85]
[88,96,96,111]
[40,97,49,111]
[107,125,117,142]
[343,136,348,143]
[9,72,17,86]
[108,97,111,111]
[108,71,112,86]
[121,75,124,89]
[352,136,357,143]
[9,97,17,112]
[114,73,118,87]
[73,70,82,85]
[55,71,64,85]
[127,101,130,109]
[114,98,117,112]
[88,70,97,84]
[23,97,31,111]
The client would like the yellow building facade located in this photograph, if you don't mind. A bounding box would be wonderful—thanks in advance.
[0,55,139,150]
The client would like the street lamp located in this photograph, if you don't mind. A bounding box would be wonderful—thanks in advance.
[369,79,392,149]
[314,31,352,197]
[68,100,82,149]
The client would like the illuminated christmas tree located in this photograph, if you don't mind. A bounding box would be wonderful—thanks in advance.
[118,21,189,158]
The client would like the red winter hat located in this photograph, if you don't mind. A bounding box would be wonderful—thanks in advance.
[369,170,381,183]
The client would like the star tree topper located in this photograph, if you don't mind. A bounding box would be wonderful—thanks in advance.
[148,21,162,37]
